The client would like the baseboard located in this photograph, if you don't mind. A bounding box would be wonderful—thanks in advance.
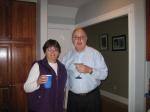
[100,90,128,105]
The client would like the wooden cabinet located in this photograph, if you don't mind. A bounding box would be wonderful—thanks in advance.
[0,0,11,40]
[0,1,36,112]
[147,0,150,61]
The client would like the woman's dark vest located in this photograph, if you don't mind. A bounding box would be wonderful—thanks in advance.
[28,58,67,112]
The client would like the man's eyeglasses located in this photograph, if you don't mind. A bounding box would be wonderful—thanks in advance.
[72,36,85,40]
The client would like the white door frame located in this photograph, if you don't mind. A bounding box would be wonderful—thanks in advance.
[76,4,135,112]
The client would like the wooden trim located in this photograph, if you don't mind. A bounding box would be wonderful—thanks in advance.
[147,0,150,61]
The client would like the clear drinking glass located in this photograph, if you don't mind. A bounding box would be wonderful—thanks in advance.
[74,63,82,79]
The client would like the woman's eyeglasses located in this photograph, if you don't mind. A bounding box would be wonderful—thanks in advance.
[47,47,59,52]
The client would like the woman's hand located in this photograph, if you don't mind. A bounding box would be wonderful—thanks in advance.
[37,75,48,86]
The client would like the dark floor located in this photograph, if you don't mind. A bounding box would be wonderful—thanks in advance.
[101,95,128,112]
[64,95,128,112]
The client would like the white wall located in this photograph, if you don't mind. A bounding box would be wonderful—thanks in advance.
[133,0,146,112]
[76,0,133,23]
[47,23,74,60]
[37,2,75,59]
[48,5,78,25]
[37,0,48,59]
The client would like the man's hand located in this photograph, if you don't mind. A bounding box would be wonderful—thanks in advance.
[74,63,92,74]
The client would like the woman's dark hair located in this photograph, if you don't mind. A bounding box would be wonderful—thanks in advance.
[43,39,61,53]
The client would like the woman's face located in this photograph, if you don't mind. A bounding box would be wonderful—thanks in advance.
[45,46,59,63]
[72,29,87,52]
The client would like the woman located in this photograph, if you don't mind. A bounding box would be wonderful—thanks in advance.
[24,39,67,112]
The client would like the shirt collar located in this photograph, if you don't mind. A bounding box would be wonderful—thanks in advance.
[73,45,88,54]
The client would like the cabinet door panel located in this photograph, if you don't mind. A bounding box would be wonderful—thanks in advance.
[0,87,10,112]
[11,43,35,112]
[0,44,11,86]
[12,1,36,41]
[0,0,11,40]
[0,44,11,111]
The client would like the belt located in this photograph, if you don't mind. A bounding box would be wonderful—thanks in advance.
[70,87,98,96]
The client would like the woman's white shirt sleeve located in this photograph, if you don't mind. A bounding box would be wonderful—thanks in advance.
[24,62,40,93]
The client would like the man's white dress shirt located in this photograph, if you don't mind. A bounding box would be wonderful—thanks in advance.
[62,46,108,94]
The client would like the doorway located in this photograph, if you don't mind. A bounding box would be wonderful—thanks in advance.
[77,4,135,112]
[84,15,128,112]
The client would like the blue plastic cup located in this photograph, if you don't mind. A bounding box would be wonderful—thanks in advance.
[44,75,52,89]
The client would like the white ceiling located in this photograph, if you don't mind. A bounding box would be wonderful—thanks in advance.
[48,0,93,8]
[18,0,93,8]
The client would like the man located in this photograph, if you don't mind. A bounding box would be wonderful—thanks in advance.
[62,27,108,112]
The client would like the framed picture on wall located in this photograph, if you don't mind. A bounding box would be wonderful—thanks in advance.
[112,35,126,51]
[100,34,108,50]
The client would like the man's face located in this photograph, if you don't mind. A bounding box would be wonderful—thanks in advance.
[72,29,87,52]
